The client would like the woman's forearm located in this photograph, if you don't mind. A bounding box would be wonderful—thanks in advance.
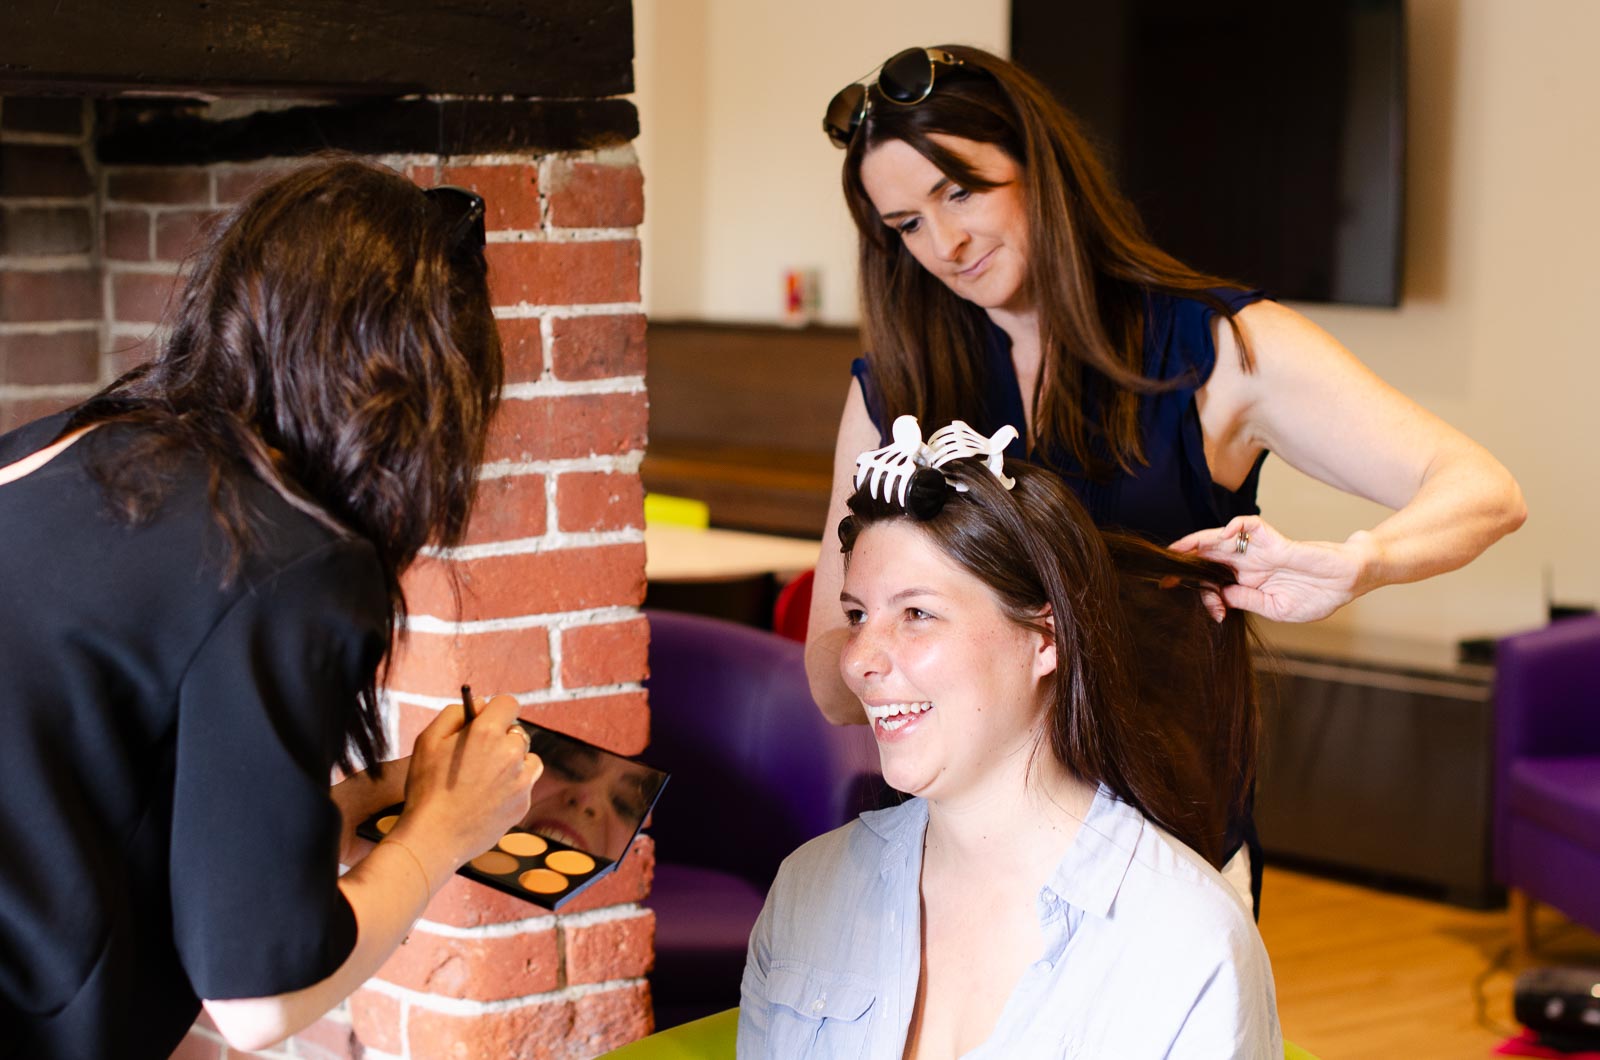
[805,622,869,726]
[1350,442,1526,596]
[204,695,540,1051]
[331,758,411,865]
[201,830,452,1051]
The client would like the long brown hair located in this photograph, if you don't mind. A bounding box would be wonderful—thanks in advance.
[842,45,1250,478]
[840,460,1256,868]
[64,156,503,773]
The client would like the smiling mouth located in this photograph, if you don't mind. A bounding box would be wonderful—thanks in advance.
[864,701,934,733]
[957,249,994,278]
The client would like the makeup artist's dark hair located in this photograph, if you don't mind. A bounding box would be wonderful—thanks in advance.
[840,461,1257,868]
[841,44,1250,478]
[63,155,503,773]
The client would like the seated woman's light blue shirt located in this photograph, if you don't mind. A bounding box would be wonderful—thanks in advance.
[739,786,1281,1059]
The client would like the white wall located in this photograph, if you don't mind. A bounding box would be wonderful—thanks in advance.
[635,0,1600,642]
[1269,0,1600,641]
[634,0,1008,325]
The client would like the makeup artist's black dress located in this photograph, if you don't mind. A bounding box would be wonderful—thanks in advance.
[0,412,384,1060]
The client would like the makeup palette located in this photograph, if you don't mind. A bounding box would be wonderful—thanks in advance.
[358,720,668,909]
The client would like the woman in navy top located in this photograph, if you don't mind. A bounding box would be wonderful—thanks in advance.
[808,45,1526,911]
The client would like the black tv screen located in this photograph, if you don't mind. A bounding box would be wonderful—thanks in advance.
[1010,0,1405,306]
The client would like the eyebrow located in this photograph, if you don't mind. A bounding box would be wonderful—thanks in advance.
[878,176,953,223]
[839,587,945,606]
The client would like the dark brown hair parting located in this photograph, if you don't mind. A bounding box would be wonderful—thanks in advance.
[63,155,504,774]
[839,460,1258,869]
[841,44,1251,479]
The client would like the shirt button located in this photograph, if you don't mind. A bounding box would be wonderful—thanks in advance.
[1034,960,1053,973]
[812,998,826,1013]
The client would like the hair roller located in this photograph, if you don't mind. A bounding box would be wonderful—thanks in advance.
[906,467,949,519]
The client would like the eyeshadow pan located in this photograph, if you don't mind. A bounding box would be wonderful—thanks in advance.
[499,832,548,857]
[470,851,519,875]
[545,849,596,875]
[376,814,399,835]
[519,868,569,894]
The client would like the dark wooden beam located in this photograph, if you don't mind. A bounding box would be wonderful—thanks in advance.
[96,96,638,164]
[0,0,632,99]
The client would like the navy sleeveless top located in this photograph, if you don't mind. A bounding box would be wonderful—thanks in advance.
[853,287,1270,545]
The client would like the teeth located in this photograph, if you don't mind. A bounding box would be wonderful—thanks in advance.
[864,701,934,723]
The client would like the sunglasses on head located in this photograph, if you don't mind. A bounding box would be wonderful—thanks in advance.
[823,47,965,149]
[423,185,487,265]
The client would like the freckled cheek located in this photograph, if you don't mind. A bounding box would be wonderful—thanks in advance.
[895,637,952,696]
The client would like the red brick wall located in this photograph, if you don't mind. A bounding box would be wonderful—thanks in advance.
[0,98,102,432]
[3,101,655,1057]
[354,152,655,1060]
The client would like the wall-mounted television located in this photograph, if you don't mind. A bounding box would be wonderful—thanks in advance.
[1011,0,1405,306]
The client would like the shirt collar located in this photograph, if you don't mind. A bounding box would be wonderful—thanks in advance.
[859,797,928,880]
[1041,784,1144,920]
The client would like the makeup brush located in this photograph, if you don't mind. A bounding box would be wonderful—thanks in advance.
[462,684,477,725]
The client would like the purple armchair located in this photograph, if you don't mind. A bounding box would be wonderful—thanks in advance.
[1493,615,1600,953]
[641,610,882,1029]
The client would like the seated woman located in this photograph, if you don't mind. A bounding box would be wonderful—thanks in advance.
[740,417,1280,1058]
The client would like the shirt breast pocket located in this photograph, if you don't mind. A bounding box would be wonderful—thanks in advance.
[762,962,876,1058]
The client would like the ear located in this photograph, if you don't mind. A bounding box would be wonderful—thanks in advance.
[1031,604,1057,682]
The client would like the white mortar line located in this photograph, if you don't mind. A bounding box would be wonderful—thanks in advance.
[0,255,96,271]
[554,902,649,929]
[414,914,558,939]
[357,974,649,1015]
[0,195,96,207]
[476,452,644,478]
[385,683,643,711]
[403,605,640,635]
[500,376,644,399]
[492,301,643,319]
[0,321,102,335]
[486,227,636,243]
[422,527,643,561]
[0,384,98,400]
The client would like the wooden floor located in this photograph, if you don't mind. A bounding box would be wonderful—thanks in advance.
[1260,867,1600,1058]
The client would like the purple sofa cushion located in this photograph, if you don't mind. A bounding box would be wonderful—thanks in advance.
[647,862,768,953]
[1507,757,1600,850]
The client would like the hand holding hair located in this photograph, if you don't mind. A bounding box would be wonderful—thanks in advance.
[1168,515,1378,623]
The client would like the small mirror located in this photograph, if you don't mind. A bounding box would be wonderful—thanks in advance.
[516,721,668,864]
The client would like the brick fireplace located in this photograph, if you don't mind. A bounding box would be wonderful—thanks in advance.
[2,3,656,1057]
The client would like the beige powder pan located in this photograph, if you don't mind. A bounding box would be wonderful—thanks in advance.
[518,868,569,894]
[499,832,547,857]
[470,851,520,875]
[545,850,595,875]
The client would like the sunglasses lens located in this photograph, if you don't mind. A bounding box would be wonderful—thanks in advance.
[823,83,868,148]
[424,186,487,260]
[878,47,935,104]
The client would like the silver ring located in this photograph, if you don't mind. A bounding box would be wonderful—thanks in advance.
[508,724,531,750]
[1235,530,1251,555]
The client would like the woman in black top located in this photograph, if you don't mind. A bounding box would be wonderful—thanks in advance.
[0,158,542,1057]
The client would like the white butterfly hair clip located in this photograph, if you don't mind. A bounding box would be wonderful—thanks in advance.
[853,414,1019,509]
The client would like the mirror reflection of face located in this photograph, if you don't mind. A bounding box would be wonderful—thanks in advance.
[839,521,1057,802]
[517,736,660,861]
